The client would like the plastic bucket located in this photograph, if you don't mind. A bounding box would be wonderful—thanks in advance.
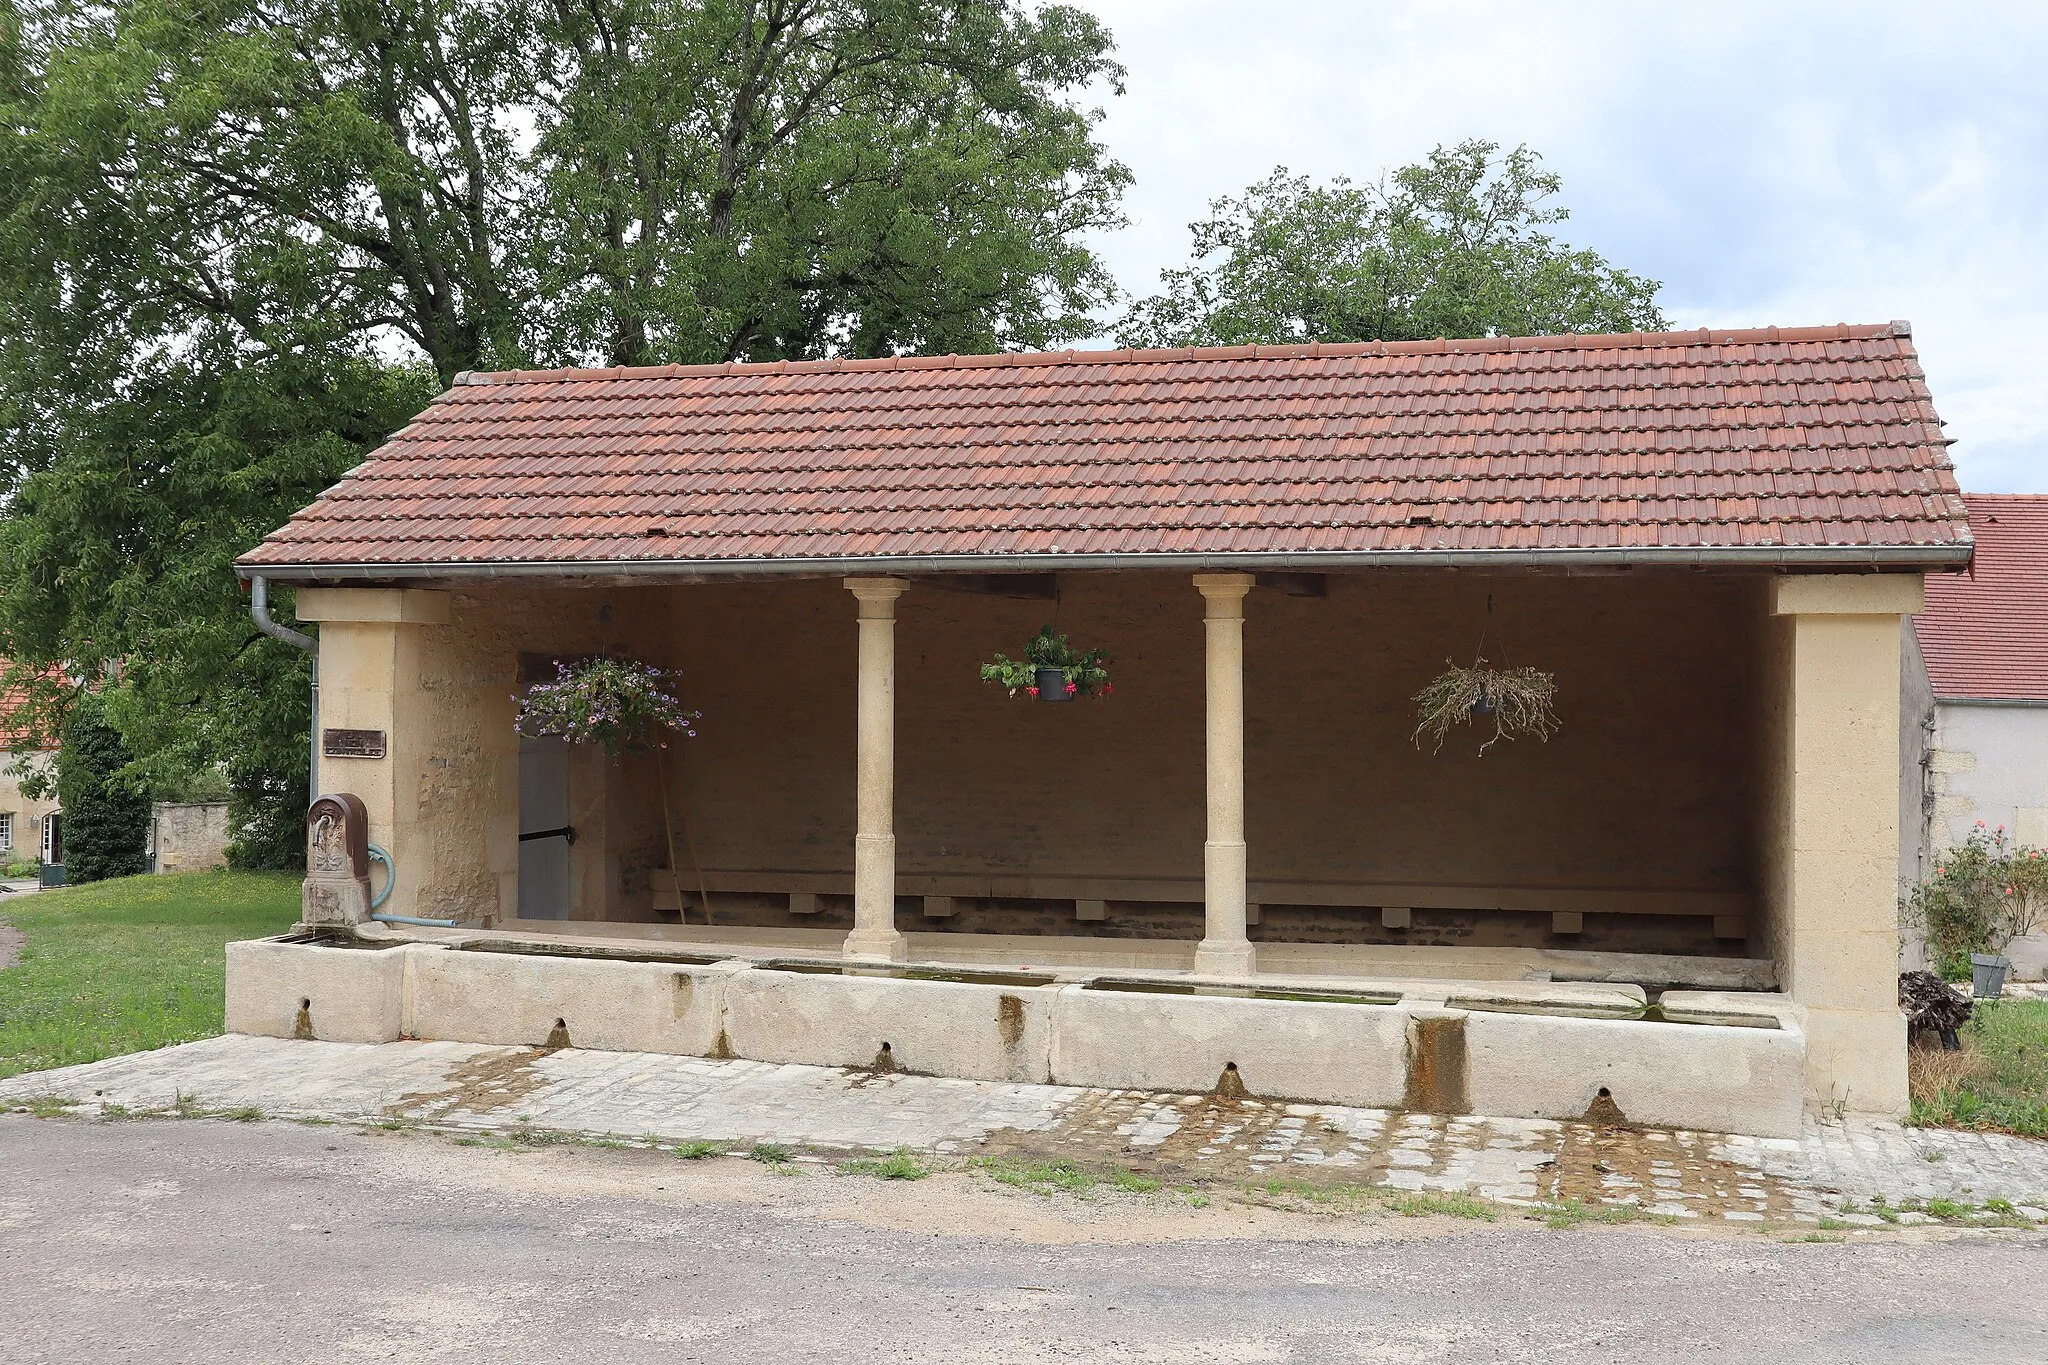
[1971,953,2011,1000]
[1035,666,1073,701]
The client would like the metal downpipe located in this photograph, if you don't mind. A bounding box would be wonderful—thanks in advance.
[250,574,319,808]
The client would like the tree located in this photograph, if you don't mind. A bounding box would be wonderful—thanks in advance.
[4,0,1128,383]
[1117,141,1666,349]
[0,0,1128,852]
[56,691,150,882]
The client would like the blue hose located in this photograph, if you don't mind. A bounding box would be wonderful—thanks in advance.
[371,912,459,928]
[361,842,457,928]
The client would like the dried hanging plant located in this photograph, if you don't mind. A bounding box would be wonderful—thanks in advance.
[1411,662,1560,755]
[1411,594,1559,756]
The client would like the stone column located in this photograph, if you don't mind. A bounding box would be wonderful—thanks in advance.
[844,577,910,960]
[1763,573,1923,1117]
[1193,573,1256,977]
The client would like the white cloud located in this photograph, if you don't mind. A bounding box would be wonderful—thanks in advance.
[1076,0,2048,490]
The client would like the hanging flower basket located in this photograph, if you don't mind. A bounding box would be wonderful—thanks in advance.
[515,656,714,925]
[515,657,700,754]
[981,626,1112,701]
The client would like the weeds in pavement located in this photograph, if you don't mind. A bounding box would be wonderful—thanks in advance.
[12,1095,79,1118]
[748,1143,792,1164]
[672,1140,724,1160]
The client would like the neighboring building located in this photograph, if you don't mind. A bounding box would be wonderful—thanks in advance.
[1912,493,2048,977]
[238,322,1972,1118]
[0,677,60,875]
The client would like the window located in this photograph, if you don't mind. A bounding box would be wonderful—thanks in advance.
[0,812,12,851]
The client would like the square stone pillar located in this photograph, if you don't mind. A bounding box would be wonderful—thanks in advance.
[1764,573,1924,1116]
[843,578,909,960]
[1193,573,1256,977]
[294,588,451,924]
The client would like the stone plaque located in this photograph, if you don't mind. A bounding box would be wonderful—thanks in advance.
[323,728,387,759]
[303,792,372,927]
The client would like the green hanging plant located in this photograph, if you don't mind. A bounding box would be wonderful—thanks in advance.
[980,626,1113,699]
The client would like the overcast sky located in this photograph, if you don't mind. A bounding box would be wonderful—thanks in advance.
[1076,1,2048,494]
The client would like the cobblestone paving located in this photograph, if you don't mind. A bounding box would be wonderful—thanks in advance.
[6,1035,2048,1225]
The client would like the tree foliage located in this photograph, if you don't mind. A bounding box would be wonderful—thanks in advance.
[0,0,1128,842]
[1118,141,1665,349]
[56,691,150,882]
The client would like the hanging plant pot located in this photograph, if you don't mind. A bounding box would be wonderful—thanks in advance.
[1034,666,1075,701]
[981,626,1112,700]
[1413,594,1559,756]
[1415,662,1557,755]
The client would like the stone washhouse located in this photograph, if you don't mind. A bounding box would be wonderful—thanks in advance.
[228,323,1972,1137]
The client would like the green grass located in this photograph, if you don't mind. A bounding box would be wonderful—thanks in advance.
[841,1148,930,1180]
[747,1142,793,1164]
[1248,1175,1497,1221]
[1536,1198,1661,1231]
[1907,1000,2048,1139]
[672,1140,725,1160]
[973,1156,1100,1194]
[0,871,301,1080]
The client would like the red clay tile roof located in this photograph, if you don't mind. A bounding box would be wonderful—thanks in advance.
[240,322,1971,578]
[1917,494,2048,701]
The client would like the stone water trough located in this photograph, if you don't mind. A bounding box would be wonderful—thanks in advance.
[226,931,1807,1138]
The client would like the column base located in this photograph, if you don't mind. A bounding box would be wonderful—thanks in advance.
[1800,1005,1908,1118]
[1193,938,1257,978]
[842,930,909,962]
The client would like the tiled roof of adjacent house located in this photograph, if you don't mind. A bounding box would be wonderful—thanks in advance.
[1917,494,2048,701]
[239,322,1972,577]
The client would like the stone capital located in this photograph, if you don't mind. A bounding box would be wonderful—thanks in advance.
[844,577,910,617]
[1192,572,1255,615]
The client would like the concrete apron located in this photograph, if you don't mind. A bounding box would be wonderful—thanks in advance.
[226,934,1807,1139]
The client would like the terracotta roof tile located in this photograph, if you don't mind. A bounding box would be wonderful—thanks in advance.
[1917,495,2048,701]
[240,324,1970,574]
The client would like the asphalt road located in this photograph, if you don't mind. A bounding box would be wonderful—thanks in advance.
[4,1115,2045,1363]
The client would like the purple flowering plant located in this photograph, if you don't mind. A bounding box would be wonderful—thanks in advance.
[514,657,700,756]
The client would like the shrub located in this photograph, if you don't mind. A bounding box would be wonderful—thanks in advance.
[1904,824,2048,979]
[56,693,149,883]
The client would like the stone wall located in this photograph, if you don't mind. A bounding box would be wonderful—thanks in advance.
[149,802,231,873]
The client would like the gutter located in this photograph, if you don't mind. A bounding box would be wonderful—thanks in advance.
[249,575,319,808]
[1935,696,2048,710]
[237,542,1974,584]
